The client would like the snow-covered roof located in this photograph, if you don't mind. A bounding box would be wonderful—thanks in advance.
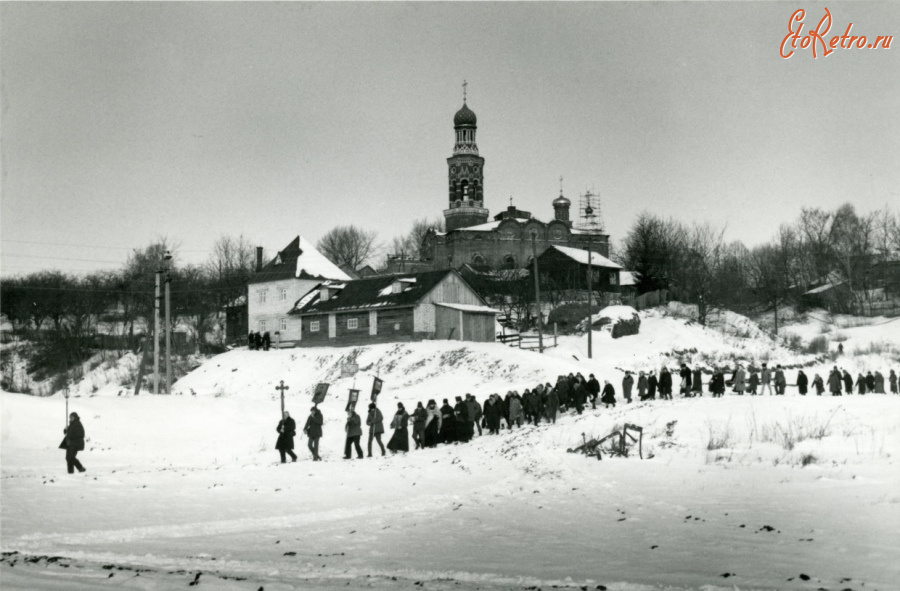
[619,271,638,286]
[547,245,622,269]
[296,236,351,281]
[597,305,639,321]
[435,220,503,236]
[434,302,501,314]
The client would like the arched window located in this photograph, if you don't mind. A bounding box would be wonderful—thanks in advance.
[503,254,516,270]
[472,253,486,266]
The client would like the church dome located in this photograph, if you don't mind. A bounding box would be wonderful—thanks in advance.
[553,194,571,207]
[454,103,477,126]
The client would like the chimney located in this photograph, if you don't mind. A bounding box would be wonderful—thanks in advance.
[256,247,263,272]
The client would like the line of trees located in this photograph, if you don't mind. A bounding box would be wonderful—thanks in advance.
[620,203,900,323]
[1,235,257,377]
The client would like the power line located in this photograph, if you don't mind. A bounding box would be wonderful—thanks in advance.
[0,238,209,253]
[1,254,125,264]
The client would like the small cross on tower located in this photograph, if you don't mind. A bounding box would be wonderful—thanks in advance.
[462,80,468,103]
[276,380,289,415]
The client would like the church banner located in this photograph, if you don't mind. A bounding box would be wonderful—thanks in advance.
[371,377,383,401]
[312,383,329,404]
[346,389,360,412]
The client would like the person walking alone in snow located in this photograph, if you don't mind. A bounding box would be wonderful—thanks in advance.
[600,380,616,408]
[62,412,86,474]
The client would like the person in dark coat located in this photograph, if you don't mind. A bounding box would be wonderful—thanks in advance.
[865,372,876,393]
[411,402,427,449]
[829,368,843,396]
[546,387,559,424]
[890,370,898,394]
[622,372,634,404]
[386,403,410,453]
[483,395,503,434]
[572,377,587,415]
[262,331,271,351]
[439,399,456,443]
[796,370,809,396]
[813,373,825,395]
[303,406,323,461]
[759,364,773,396]
[659,367,673,400]
[275,411,298,463]
[856,372,867,394]
[600,380,616,408]
[507,393,524,429]
[556,376,570,412]
[842,370,853,394]
[775,365,786,395]
[710,368,725,398]
[366,402,386,457]
[466,394,482,436]
[587,374,601,409]
[647,371,658,400]
[873,371,885,394]
[424,400,441,447]
[679,364,692,397]
[248,331,256,350]
[344,409,364,459]
[748,369,759,395]
[523,389,541,425]
[454,396,470,442]
[62,412,86,474]
[637,371,648,401]
[692,367,703,395]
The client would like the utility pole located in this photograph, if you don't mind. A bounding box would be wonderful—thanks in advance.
[531,235,544,353]
[153,269,161,395]
[164,251,172,395]
[585,203,596,359]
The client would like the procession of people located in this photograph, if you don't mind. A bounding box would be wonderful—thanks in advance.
[260,363,898,464]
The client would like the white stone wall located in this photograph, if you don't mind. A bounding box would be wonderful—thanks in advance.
[247,278,319,345]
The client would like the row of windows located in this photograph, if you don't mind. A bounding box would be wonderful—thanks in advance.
[258,319,289,332]
[306,317,402,333]
[256,288,289,304]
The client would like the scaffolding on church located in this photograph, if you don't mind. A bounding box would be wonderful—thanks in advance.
[576,190,604,233]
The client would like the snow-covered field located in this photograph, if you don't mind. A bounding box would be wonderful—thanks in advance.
[2,308,899,590]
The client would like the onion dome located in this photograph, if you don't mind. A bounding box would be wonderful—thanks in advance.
[454,103,477,126]
[553,193,571,207]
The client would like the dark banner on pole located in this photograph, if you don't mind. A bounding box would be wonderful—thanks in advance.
[313,383,329,404]
[371,377,383,401]
[346,389,360,412]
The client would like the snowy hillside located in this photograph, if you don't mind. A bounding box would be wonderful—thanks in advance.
[2,307,899,590]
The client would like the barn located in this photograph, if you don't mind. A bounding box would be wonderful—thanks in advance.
[288,269,499,347]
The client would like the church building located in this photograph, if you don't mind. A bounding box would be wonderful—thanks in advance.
[421,92,613,272]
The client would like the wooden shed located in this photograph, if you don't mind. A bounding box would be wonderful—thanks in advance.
[289,269,499,347]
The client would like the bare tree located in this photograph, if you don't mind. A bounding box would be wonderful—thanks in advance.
[317,225,379,270]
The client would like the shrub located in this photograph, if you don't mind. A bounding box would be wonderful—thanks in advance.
[804,336,829,355]
[800,453,817,466]
[612,316,641,339]
[706,419,733,451]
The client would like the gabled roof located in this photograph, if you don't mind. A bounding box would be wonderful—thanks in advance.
[290,269,478,315]
[249,236,351,284]
[540,245,622,269]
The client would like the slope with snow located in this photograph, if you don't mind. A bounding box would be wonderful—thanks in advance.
[2,308,899,591]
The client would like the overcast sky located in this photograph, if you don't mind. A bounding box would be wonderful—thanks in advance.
[2,2,898,276]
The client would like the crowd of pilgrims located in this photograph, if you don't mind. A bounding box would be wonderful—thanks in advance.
[272,364,899,462]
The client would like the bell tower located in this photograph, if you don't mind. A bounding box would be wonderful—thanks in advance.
[444,82,488,232]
